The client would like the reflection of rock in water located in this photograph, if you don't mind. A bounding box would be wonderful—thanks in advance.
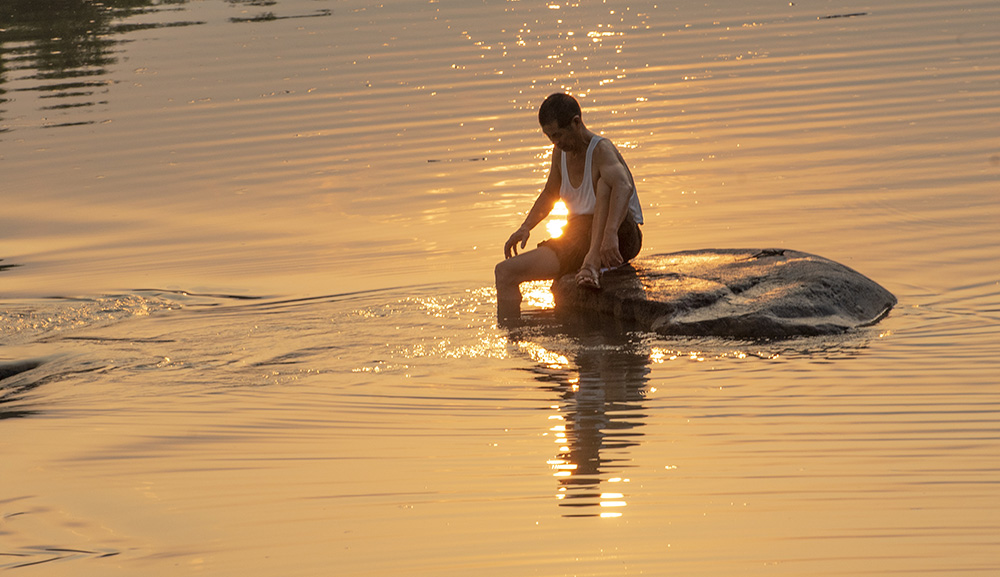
[551,343,649,517]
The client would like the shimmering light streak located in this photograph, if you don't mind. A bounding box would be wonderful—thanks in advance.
[517,340,568,367]
[521,280,557,309]
[545,200,569,238]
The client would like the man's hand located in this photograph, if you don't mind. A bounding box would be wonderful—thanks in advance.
[504,227,530,259]
[600,234,623,268]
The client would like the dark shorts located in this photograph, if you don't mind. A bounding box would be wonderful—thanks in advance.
[538,214,642,277]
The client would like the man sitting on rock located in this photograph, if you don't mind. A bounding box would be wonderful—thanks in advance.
[495,92,644,321]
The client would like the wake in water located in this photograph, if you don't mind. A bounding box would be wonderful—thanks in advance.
[2,276,997,574]
[0,281,891,420]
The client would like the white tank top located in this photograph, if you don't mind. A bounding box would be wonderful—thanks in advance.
[560,136,644,224]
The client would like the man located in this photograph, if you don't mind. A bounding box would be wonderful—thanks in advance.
[495,92,644,320]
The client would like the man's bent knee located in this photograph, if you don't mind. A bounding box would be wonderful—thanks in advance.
[494,259,516,287]
[495,248,561,288]
[495,259,522,301]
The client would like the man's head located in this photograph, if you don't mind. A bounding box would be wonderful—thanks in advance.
[538,93,581,128]
[539,93,586,151]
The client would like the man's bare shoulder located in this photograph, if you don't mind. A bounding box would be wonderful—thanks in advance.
[593,137,630,175]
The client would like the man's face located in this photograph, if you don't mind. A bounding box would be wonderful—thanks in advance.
[541,118,580,151]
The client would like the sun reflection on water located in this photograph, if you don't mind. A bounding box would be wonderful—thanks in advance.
[516,340,568,369]
[521,280,558,310]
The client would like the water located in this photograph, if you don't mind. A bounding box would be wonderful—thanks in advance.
[2,0,998,574]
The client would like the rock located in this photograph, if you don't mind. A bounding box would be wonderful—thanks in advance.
[551,249,897,338]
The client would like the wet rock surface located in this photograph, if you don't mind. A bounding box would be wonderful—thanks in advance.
[551,249,897,338]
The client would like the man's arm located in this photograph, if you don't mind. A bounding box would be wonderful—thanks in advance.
[504,152,562,258]
[582,143,634,269]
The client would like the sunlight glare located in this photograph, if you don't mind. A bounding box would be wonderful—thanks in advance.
[516,340,568,368]
[545,200,569,238]
[521,280,556,309]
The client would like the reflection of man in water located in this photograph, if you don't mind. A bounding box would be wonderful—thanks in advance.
[553,342,649,516]
[516,328,651,516]
[495,93,644,321]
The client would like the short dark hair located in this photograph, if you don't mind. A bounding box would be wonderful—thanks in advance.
[538,93,581,128]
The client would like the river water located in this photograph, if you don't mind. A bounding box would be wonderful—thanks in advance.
[2,0,998,575]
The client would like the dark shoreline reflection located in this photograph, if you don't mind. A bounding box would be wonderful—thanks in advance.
[0,0,328,132]
[509,314,651,518]
[0,0,203,130]
[0,359,45,419]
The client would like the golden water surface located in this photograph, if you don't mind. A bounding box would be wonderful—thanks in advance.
[1,0,998,575]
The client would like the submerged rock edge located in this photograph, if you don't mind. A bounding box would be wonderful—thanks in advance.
[551,249,897,339]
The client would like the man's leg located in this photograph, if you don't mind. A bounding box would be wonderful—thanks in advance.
[617,216,642,263]
[494,246,561,321]
[577,181,633,286]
